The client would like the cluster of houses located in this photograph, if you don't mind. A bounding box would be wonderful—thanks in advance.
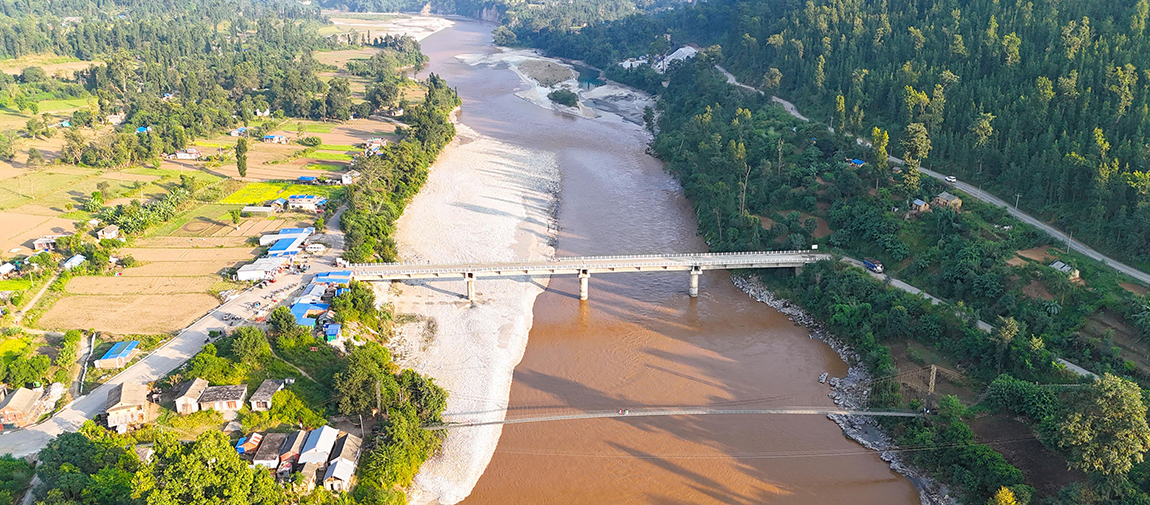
[0,384,64,430]
[242,425,362,492]
[173,378,284,416]
[289,271,351,343]
[911,192,964,214]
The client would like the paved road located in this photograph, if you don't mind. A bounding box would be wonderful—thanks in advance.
[0,209,347,457]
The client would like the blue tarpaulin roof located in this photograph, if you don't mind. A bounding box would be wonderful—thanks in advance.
[291,303,329,327]
[325,324,341,340]
[135,126,150,133]
[850,159,866,165]
[298,176,316,182]
[100,340,139,361]
[269,238,298,252]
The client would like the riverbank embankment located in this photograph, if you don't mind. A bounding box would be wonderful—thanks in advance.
[732,275,958,505]
[380,117,559,504]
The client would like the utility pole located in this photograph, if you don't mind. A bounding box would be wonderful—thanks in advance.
[1014,193,1021,210]
[1067,231,1073,254]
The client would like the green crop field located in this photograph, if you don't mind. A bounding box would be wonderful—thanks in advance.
[0,279,32,291]
[38,97,89,112]
[317,144,356,151]
[307,151,353,161]
[306,163,344,171]
[0,336,33,364]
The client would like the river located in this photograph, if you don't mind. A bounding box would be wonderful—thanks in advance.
[414,19,922,505]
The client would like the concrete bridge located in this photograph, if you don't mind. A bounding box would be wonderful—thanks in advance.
[351,250,831,300]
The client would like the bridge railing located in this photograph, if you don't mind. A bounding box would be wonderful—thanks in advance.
[348,250,824,269]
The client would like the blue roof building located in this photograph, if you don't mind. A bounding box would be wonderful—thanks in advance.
[95,340,140,369]
[325,324,341,343]
[135,126,151,134]
[290,303,329,327]
[298,176,316,183]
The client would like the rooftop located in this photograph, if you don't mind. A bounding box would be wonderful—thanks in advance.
[329,433,361,464]
[0,388,38,414]
[100,341,140,362]
[301,425,338,455]
[323,459,355,482]
[253,432,286,462]
[106,382,148,411]
[250,379,282,403]
[936,191,960,202]
[197,385,247,403]
[281,430,307,457]
[176,378,208,400]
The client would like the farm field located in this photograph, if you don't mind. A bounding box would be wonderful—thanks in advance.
[37,293,220,334]
[0,167,91,209]
[0,54,98,77]
[66,276,218,295]
[0,211,77,254]
[219,182,343,205]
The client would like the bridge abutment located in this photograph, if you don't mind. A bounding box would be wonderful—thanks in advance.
[579,269,590,300]
[466,272,476,301]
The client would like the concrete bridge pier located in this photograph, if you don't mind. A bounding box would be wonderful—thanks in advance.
[579,269,590,300]
[794,265,803,276]
[466,272,476,301]
[689,266,701,297]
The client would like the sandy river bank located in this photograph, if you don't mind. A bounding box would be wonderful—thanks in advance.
[380,117,559,504]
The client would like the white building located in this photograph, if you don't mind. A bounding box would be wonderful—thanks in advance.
[298,425,338,465]
[235,256,290,281]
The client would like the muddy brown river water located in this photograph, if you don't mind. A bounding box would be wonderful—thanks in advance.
[418,19,921,505]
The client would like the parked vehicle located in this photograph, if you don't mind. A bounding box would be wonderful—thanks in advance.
[945,175,957,183]
[862,258,884,274]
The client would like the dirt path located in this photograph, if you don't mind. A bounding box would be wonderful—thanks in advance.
[14,272,59,323]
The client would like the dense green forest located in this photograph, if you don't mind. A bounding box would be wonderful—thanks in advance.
[515,0,1150,270]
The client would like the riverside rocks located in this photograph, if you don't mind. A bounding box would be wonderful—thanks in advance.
[731,275,958,505]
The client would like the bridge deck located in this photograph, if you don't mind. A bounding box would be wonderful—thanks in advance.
[352,250,830,281]
[426,407,920,430]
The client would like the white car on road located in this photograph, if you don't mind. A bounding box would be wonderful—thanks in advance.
[945,175,957,183]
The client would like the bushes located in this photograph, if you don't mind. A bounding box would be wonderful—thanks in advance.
[547,89,578,107]
[988,374,1057,422]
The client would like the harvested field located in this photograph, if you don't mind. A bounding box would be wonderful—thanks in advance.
[0,167,90,209]
[1022,279,1055,301]
[123,247,259,262]
[1081,309,1150,376]
[314,48,380,68]
[968,414,1083,497]
[1006,256,1027,267]
[0,211,77,253]
[133,236,253,248]
[117,260,241,277]
[66,276,217,295]
[0,55,98,77]
[272,118,397,148]
[324,14,453,41]
[38,293,219,333]
[1017,246,1055,262]
[1120,282,1149,296]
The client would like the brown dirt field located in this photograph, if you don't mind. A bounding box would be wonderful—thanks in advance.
[12,204,63,217]
[1022,279,1055,301]
[313,48,380,68]
[117,261,240,277]
[968,414,1084,497]
[38,293,219,333]
[1017,246,1055,262]
[123,247,259,262]
[1120,282,1149,296]
[66,276,217,295]
[1006,256,1026,267]
[0,57,98,77]
[0,164,23,181]
[133,236,252,248]
[1080,309,1150,375]
[0,211,77,253]
[274,118,397,147]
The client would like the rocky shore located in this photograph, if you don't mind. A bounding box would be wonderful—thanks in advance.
[731,275,959,505]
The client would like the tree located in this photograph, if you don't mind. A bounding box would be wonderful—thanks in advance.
[134,431,285,505]
[231,326,270,365]
[872,127,889,171]
[334,342,399,416]
[492,26,517,46]
[267,306,298,334]
[991,316,1021,373]
[27,147,45,167]
[1056,373,1150,475]
[901,122,931,169]
[835,94,846,130]
[236,137,248,178]
[987,486,1018,505]
[229,209,242,226]
[0,132,14,160]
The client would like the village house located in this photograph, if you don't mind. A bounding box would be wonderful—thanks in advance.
[932,192,963,211]
[173,147,202,160]
[94,341,140,369]
[253,432,286,469]
[96,225,120,240]
[105,382,148,433]
[242,205,275,216]
[0,388,39,429]
[1050,260,1082,281]
[238,432,263,454]
[262,134,289,144]
[105,112,126,125]
[229,127,248,137]
[911,199,931,213]
[32,234,68,252]
[322,433,361,492]
[249,379,283,412]
[362,138,387,156]
[197,385,248,413]
[62,254,85,270]
[340,170,361,186]
[174,378,208,415]
[277,430,307,478]
[0,263,15,278]
[298,425,338,465]
[270,198,288,212]
[298,462,323,492]
[287,195,327,213]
